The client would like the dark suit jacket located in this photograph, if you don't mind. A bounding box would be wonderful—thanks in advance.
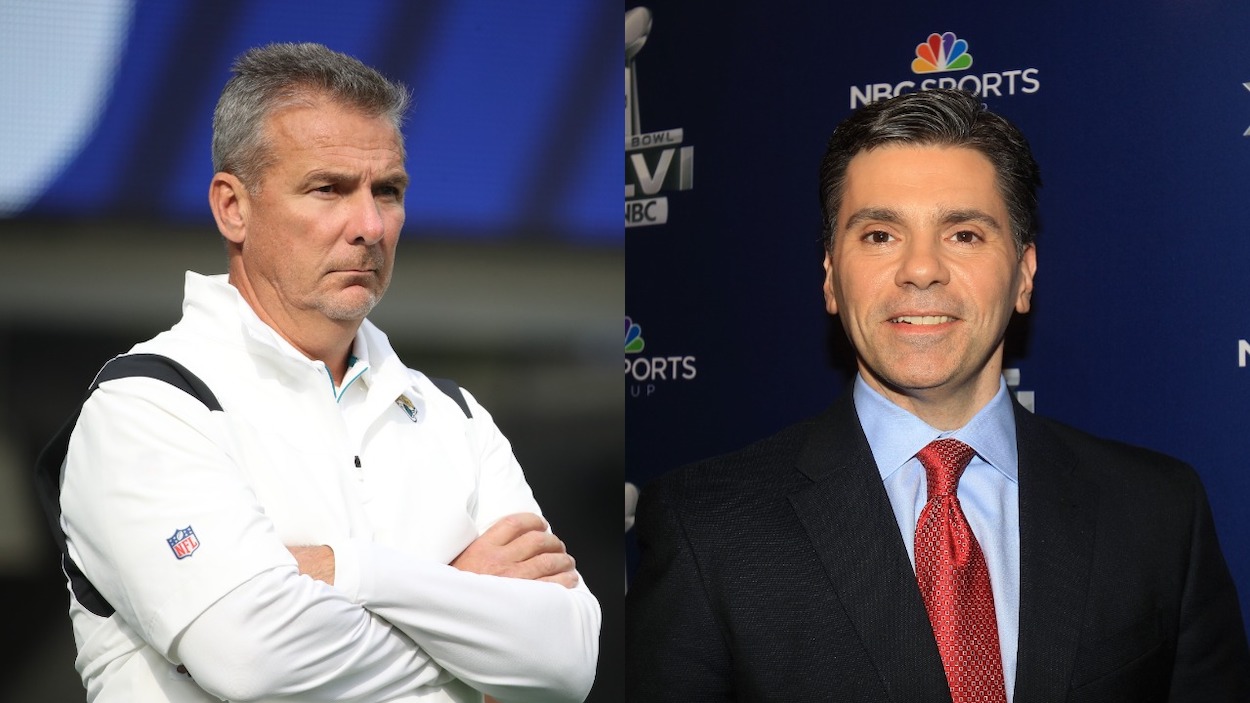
[625,393,1250,702]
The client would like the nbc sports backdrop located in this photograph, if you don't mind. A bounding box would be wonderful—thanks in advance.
[623,0,1250,640]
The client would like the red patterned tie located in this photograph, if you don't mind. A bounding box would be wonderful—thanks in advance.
[914,438,1007,703]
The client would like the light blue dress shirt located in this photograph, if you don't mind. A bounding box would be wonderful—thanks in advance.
[853,374,1020,701]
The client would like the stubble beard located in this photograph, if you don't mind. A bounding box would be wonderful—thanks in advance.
[316,284,384,322]
[315,252,391,322]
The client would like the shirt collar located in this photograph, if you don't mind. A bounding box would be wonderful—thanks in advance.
[853,373,1019,483]
[332,331,372,400]
[189,273,378,391]
[346,327,372,380]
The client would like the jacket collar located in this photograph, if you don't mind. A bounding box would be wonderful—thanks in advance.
[789,393,953,701]
[1012,404,1097,701]
[176,272,425,410]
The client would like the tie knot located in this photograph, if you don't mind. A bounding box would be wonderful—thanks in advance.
[917,438,975,497]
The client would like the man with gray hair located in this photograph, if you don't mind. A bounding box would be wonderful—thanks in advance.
[39,42,600,702]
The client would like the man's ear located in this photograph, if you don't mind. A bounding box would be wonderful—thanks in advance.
[1014,244,1037,314]
[822,250,839,316]
[208,172,250,244]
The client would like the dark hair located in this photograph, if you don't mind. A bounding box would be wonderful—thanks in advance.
[211,42,412,191]
[818,89,1040,256]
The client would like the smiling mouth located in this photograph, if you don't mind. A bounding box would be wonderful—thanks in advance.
[889,315,955,325]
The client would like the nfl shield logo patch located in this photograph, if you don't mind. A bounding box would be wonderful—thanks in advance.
[167,526,200,559]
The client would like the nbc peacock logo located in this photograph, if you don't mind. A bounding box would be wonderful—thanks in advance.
[911,32,973,74]
[625,316,645,354]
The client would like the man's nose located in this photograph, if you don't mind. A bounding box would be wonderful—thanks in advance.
[894,237,950,289]
[348,192,385,245]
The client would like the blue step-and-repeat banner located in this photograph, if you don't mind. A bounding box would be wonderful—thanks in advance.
[624,0,1250,638]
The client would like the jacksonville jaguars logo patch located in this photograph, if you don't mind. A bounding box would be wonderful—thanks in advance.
[167,526,200,559]
[396,394,418,422]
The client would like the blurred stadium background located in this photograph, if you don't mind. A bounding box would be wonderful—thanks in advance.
[0,1,622,700]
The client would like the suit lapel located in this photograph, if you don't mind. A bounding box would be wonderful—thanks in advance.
[788,394,952,702]
[1012,404,1098,703]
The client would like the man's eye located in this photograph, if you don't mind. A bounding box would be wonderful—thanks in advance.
[951,230,979,243]
[313,185,335,193]
[864,230,892,243]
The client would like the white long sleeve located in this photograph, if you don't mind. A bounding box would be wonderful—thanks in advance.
[175,566,451,702]
[335,538,601,703]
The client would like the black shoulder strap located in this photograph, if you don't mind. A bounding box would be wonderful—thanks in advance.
[92,353,222,412]
[33,354,219,618]
[430,376,472,418]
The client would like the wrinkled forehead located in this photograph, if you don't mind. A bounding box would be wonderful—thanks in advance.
[270,102,403,154]
[263,90,406,154]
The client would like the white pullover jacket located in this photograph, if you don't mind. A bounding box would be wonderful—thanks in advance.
[59,272,601,703]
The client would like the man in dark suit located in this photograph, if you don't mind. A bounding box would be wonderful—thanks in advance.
[624,89,1250,702]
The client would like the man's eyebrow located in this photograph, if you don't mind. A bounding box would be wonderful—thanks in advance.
[299,169,410,189]
[843,207,902,230]
[300,169,355,188]
[842,207,1003,231]
[938,208,1003,231]
[376,170,409,189]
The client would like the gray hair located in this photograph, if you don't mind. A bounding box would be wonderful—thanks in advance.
[211,42,412,191]
[818,89,1041,256]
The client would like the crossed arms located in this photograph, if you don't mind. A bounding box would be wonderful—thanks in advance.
[62,379,600,702]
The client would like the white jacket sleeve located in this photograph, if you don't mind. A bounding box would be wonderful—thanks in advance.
[335,538,601,703]
[175,566,452,701]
